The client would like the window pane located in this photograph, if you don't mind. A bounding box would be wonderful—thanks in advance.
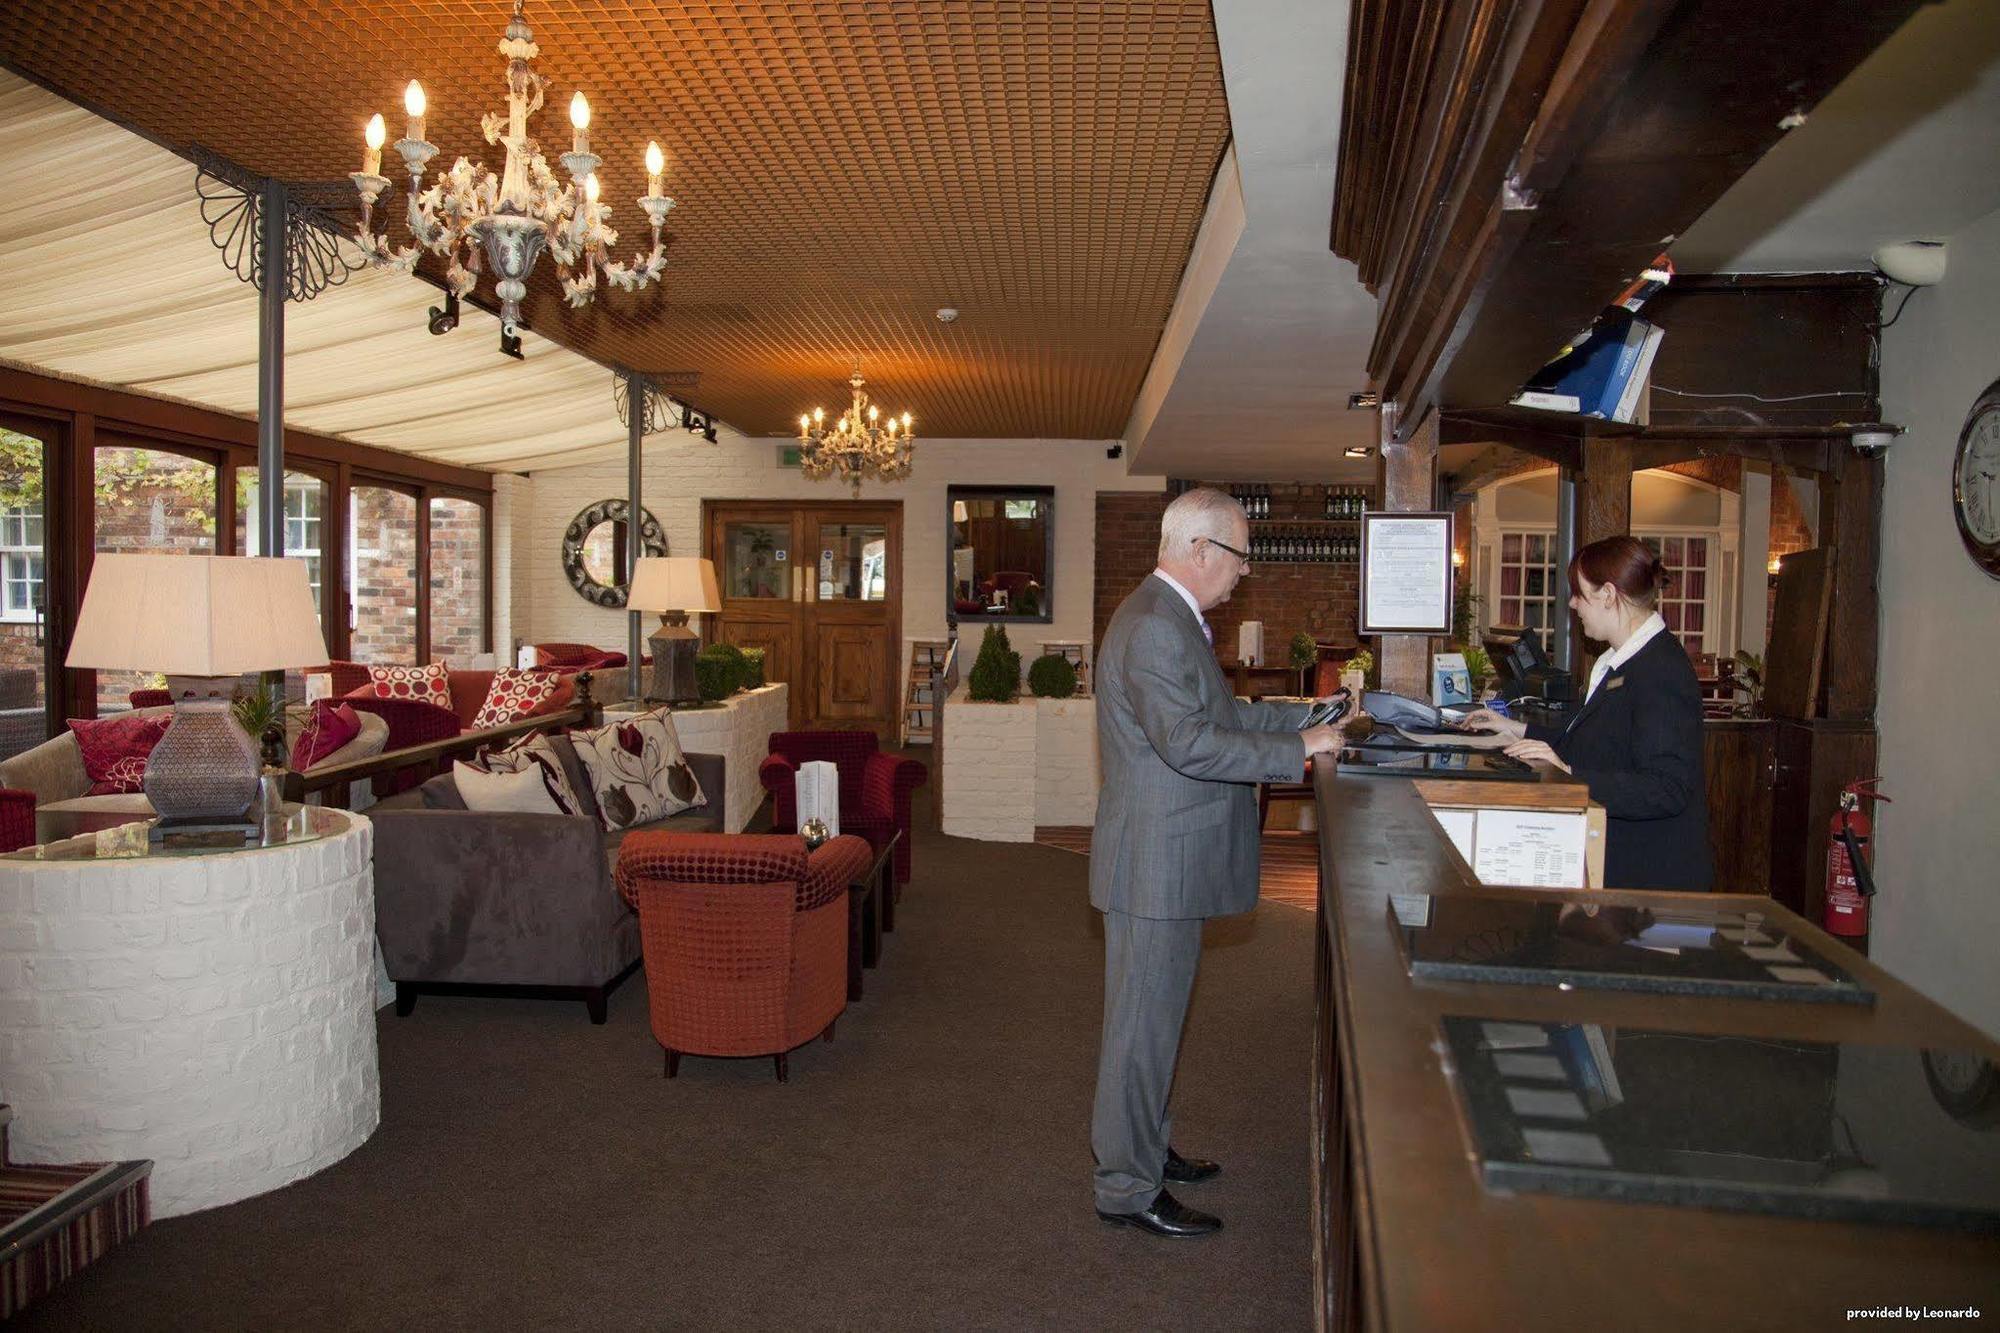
[0,428,46,757]
[1500,598,1520,622]
[429,497,486,663]
[1663,605,1682,631]
[351,487,418,665]
[95,445,217,711]
[1524,568,1545,597]
[723,523,791,599]
[1684,537,1708,568]
[1526,534,1545,562]
[817,523,888,602]
[1502,534,1521,562]
[1681,570,1706,600]
[236,469,326,609]
[1501,567,1521,597]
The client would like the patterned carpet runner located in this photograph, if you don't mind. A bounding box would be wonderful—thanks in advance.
[1033,826,1319,912]
[1,1109,151,1320]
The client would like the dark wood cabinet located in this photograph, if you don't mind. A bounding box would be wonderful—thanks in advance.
[1767,718,1877,927]
[1702,719,1773,896]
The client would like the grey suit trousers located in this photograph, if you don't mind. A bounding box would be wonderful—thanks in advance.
[1091,909,1204,1212]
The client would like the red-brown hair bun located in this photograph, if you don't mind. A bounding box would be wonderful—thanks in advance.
[1568,535,1666,609]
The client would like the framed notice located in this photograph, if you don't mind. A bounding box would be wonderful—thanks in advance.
[1359,511,1454,635]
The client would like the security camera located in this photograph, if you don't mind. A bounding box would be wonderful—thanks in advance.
[1850,428,1898,456]
[1873,241,1946,287]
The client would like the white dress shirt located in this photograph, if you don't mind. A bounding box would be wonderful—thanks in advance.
[1151,567,1210,644]
[1584,611,1667,703]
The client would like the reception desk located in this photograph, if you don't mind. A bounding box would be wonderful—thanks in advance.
[1310,760,2000,1330]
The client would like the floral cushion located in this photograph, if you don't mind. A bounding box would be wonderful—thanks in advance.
[466,734,585,816]
[68,711,173,795]
[470,668,563,731]
[569,709,705,831]
[291,701,362,770]
[368,662,452,710]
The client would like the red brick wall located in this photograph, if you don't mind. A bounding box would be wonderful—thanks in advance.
[351,486,417,665]
[428,497,486,665]
[1770,473,1813,557]
[1094,484,1365,661]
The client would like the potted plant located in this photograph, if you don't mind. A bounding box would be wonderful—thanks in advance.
[1462,645,1493,699]
[1027,652,1078,699]
[967,625,1021,702]
[1343,648,1374,696]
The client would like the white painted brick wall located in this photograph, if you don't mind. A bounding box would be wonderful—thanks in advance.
[1034,697,1100,826]
[0,816,381,1218]
[507,430,1161,697]
[605,684,788,834]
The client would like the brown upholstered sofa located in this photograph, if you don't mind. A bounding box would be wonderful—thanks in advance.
[368,743,725,1024]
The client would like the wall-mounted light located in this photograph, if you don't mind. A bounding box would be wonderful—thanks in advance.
[1451,549,1466,568]
[1767,553,1784,575]
[1344,445,1374,459]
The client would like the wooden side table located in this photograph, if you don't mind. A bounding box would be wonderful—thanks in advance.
[845,830,900,1001]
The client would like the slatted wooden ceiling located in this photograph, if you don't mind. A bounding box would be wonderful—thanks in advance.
[0,1,1228,440]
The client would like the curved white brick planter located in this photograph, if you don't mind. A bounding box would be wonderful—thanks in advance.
[0,813,381,1218]
[941,684,1099,841]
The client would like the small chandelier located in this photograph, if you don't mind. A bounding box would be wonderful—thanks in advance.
[798,364,915,497]
[348,0,676,351]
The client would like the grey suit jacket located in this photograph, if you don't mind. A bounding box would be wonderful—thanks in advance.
[1090,574,1310,919]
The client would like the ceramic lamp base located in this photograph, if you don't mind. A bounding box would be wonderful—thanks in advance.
[646,615,701,707]
[143,699,258,826]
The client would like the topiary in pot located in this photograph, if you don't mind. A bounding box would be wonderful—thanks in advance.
[739,646,767,689]
[694,650,738,703]
[1289,632,1317,672]
[1027,652,1078,699]
[967,625,1021,702]
[700,641,750,692]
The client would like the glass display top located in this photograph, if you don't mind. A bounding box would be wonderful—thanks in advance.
[1441,1015,2000,1232]
[1393,894,1873,1005]
[6,804,348,862]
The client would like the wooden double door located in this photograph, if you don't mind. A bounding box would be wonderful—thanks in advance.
[704,500,902,737]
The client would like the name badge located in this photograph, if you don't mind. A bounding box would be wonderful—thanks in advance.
[1605,676,1626,692]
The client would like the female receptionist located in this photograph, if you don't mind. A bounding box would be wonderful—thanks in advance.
[1466,535,1713,891]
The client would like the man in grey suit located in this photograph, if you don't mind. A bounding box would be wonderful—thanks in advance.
[1092,487,1349,1238]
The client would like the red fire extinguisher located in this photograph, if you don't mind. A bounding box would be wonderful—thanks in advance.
[1824,778,1890,937]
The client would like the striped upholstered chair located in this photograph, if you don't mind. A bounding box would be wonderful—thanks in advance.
[615,831,871,1082]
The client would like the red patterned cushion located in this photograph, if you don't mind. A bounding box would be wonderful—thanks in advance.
[291,701,362,770]
[470,668,563,731]
[68,711,172,795]
[466,734,584,815]
[368,662,451,709]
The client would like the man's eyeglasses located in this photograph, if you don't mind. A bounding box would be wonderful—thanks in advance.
[1201,535,1252,570]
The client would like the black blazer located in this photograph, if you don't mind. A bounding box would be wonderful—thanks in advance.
[1526,629,1713,891]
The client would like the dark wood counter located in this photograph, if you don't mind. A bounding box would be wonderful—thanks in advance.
[1311,760,2000,1331]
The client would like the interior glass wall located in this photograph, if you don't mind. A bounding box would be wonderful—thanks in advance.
[349,485,418,665]
[93,443,217,710]
[428,496,486,664]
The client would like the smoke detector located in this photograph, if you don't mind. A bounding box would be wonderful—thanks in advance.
[935,306,959,323]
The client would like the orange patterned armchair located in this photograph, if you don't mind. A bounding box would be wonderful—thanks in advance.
[616,831,873,1082]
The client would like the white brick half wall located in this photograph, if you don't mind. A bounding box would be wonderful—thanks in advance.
[941,686,1100,841]
[0,815,381,1218]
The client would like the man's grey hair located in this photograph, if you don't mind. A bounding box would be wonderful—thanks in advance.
[1158,486,1245,561]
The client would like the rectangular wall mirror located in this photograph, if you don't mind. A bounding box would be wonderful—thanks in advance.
[947,485,1054,624]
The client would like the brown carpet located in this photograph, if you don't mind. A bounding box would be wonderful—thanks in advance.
[17,760,1315,1331]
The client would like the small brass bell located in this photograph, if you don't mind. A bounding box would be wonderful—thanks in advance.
[800,817,831,850]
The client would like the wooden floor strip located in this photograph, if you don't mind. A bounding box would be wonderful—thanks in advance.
[1033,825,1318,911]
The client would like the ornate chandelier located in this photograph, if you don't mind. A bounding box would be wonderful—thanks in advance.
[348,0,676,353]
[798,365,916,496]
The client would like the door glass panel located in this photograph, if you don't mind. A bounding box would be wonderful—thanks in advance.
[723,522,791,599]
[429,497,486,664]
[817,523,888,601]
[350,486,418,665]
[0,426,50,758]
[94,444,217,711]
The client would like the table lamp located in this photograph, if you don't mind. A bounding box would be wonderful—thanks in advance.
[627,556,720,706]
[65,555,330,834]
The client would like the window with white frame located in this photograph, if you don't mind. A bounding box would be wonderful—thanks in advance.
[284,481,323,602]
[1639,533,1712,656]
[1495,530,1558,653]
[0,504,43,623]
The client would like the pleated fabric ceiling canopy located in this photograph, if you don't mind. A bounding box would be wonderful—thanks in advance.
[0,1,1231,465]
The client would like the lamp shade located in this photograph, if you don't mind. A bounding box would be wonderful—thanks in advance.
[627,556,720,614]
[66,554,329,675]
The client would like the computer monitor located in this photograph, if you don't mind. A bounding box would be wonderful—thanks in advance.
[1483,625,1571,701]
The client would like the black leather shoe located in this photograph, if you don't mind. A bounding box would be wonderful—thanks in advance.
[1096,1189,1222,1238]
[1164,1147,1222,1183]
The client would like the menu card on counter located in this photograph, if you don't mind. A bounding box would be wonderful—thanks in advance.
[1360,511,1453,634]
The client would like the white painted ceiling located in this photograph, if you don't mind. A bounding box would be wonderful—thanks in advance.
[1674,0,2000,273]
[1120,0,1382,482]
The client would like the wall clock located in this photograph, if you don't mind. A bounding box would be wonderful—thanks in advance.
[1954,378,2000,580]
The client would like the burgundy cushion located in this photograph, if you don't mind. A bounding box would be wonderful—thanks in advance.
[292,701,362,770]
[68,711,172,795]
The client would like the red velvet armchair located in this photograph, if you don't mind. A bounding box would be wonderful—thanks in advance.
[757,731,926,886]
[615,831,872,1082]
[0,788,34,853]
[533,643,629,673]
[340,697,463,796]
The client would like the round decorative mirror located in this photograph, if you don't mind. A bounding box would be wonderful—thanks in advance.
[562,499,667,607]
